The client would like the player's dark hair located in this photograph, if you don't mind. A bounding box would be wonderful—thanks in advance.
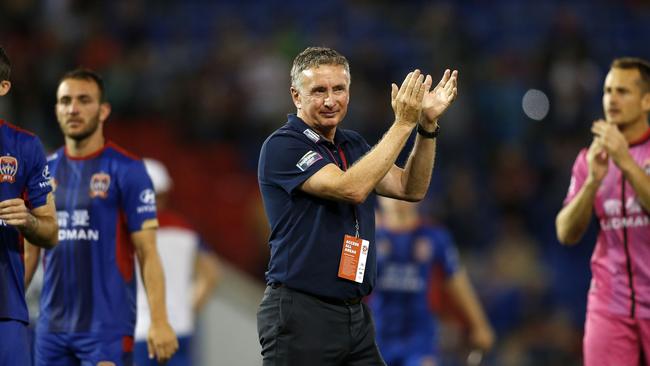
[0,47,11,82]
[59,68,106,101]
[611,57,650,93]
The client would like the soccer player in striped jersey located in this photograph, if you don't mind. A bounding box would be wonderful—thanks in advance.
[25,69,178,366]
[0,46,58,366]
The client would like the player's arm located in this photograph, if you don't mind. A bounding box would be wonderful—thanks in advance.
[0,192,57,249]
[556,139,608,245]
[376,69,458,201]
[592,120,650,211]
[444,268,495,352]
[24,241,41,288]
[301,70,429,204]
[133,226,178,363]
[192,250,220,312]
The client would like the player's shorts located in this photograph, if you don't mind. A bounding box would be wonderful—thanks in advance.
[377,335,439,366]
[134,335,191,366]
[34,331,134,366]
[0,319,31,366]
[584,309,650,366]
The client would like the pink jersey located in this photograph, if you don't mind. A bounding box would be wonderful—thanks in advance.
[564,129,650,318]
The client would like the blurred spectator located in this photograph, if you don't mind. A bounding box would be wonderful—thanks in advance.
[136,158,220,366]
[371,197,494,366]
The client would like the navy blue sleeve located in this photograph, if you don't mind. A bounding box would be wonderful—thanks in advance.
[431,228,461,278]
[24,136,52,208]
[259,133,331,194]
[119,159,158,232]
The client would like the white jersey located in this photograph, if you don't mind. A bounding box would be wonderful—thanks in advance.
[135,210,200,339]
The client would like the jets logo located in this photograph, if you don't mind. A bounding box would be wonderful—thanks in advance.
[89,173,111,198]
[0,155,18,183]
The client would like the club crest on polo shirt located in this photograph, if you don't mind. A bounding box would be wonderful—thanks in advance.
[89,172,111,198]
[296,150,323,172]
[303,128,320,143]
[0,155,18,183]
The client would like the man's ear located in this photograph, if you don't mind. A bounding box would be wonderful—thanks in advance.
[99,102,112,123]
[0,80,11,96]
[291,86,301,110]
[642,92,650,113]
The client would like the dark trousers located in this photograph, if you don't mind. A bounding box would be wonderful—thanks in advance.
[257,286,386,366]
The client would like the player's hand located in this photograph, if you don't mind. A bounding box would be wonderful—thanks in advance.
[591,119,631,166]
[147,321,178,363]
[586,136,609,185]
[0,198,37,233]
[421,69,458,127]
[391,69,432,128]
[470,323,495,352]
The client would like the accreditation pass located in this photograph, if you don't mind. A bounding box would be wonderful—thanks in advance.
[338,234,370,283]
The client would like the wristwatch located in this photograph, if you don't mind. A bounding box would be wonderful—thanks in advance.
[416,123,440,139]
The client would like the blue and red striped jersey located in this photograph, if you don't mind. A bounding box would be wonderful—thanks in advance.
[0,119,52,323]
[38,142,157,335]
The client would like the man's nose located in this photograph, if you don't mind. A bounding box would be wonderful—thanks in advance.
[324,93,335,107]
[66,101,80,114]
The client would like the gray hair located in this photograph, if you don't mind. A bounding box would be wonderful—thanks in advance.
[290,47,350,90]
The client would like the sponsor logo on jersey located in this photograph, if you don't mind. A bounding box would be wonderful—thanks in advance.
[604,199,622,216]
[601,215,649,230]
[42,165,51,180]
[57,209,99,241]
[38,166,52,189]
[139,189,156,205]
[603,198,643,216]
[303,129,320,143]
[377,263,425,292]
[0,155,18,183]
[137,188,157,214]
[296,150,323,172]
[89,173,111,198]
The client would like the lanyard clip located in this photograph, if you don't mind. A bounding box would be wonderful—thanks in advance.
[355,219,360,238]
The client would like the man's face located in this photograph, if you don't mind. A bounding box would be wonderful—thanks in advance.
[602,68,650,126]
[55,78,109,141]
[291,64,350,132]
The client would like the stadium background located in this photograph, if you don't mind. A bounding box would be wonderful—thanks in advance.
[3,0,650,365]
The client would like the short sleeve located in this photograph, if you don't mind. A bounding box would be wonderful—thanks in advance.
[24,136,52,209]
[119,160,158,232]
[259,133,331,194]
[563,149,589,206]
[432,228,461,278]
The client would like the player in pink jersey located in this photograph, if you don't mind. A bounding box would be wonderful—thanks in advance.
[556,57,650,366]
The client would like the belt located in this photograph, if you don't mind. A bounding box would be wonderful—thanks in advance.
[269,283,363,306]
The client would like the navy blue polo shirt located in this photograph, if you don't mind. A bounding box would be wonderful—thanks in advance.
[258,114,377,300]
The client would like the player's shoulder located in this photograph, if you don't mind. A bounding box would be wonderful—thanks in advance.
[47,147,65,163]
[0,119,40,143]
[104,141,143,162]
[265,123,310,144]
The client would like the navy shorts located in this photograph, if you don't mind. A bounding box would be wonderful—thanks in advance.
[35,331,134,366]
[0,319,31,366]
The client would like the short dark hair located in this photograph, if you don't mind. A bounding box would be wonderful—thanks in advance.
[0,47,11,82]
[59,68,106,101]
[291,47,350,89]
[611,57,650,93]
